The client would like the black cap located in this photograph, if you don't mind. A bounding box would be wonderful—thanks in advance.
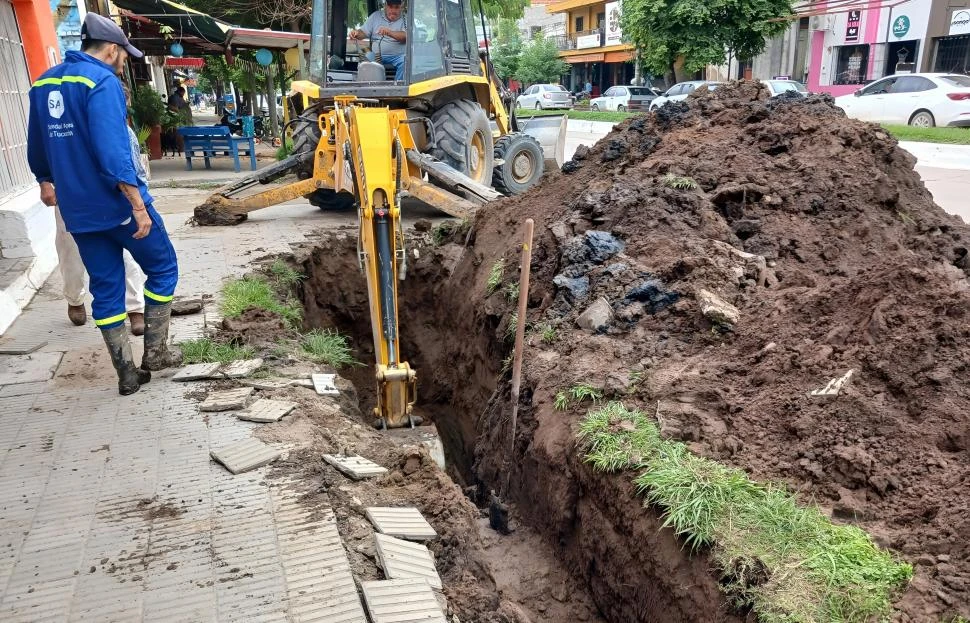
[81,13,143,58]
[385,0,403,6]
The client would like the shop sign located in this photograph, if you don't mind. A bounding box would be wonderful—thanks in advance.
[605,1,622,46]
[576,34,600,49]
[950,10,970,36]
[892,15,910,38]
[845,10,861,43]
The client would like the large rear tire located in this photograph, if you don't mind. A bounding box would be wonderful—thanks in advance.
[492,134,544,196]
[290,111,321,180]
[430,99,494,186]
[309,189,355,211]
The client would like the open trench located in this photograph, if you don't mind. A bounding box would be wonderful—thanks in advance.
[296,230,740,623]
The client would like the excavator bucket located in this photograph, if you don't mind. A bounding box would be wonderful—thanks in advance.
[517,114,568,170]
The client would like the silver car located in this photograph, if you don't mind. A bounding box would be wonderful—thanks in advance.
[649,81,722,110]
[517,84,572,110]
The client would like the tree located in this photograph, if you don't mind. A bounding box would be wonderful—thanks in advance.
[491,19,522,82]
[515,35,570,86]
[620,0,794,77]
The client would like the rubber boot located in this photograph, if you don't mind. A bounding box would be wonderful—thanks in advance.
[101,324,151,395]
[141,302,183,371]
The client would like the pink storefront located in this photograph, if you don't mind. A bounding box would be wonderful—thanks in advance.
[807,0,933,97]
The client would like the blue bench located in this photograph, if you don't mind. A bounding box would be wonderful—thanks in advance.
[177,126,256,173]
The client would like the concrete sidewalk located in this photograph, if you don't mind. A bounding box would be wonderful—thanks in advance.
[0,207,354,622]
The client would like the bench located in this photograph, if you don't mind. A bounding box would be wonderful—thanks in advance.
[177,126,256,173]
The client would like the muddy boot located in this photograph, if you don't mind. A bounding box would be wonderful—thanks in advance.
[101,325,151,395]
[128,312,145,336]
[67,304,87,326]
[141,302,183,371]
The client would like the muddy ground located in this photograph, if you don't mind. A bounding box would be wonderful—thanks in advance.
[289,82,969,621]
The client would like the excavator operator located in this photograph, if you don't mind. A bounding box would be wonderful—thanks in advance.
[350,0,407,80]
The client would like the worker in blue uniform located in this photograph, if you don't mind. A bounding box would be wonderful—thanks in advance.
[27,13,182,395]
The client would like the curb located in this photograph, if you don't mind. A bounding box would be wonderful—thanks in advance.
[898,141,970,171]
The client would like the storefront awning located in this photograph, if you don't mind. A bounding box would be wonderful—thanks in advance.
[565,52,605,64]
[227,28,309,51]
[112,0,231,48]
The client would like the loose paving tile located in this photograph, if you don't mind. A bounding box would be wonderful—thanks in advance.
[361,578,446,623]
[365,507,438,541]
[312,373,339,395]
[236,399,297,423]
[0,351,63,385]
[239,378,294,391]
[373,533,442,589]
[219,358,264,379]
[172,298,205,315]
[809,368,855,401]
[0,340,48,355]
[210,438,282,474]
[172,362,222,381]
[199,387,255,412]
[323,454,388,480]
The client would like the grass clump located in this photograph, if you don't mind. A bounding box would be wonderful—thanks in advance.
[553,382,603,411]
[220,276,303,328]
[882,124,970,145]
[268,259,303,289]
[535,322,557,344]
[554,391,569,411]
[300,329,357,368]
[661,173,698,190]
[505,281,520,303]
[577,402,912,622]
[486,259,505,295]
[179,338,255,364]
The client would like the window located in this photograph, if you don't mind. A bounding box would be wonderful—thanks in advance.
[890,76,936,93]
[444,0,470,58]
[767,80,807,94]
[834,44,870,85]
[859,77,895,95]
[629,87,653,96]
[411,0,445,78]
[525,85,536,95]
[940,74,970,87]
[603,87,615,97]
[575,16,584,32]
[665,85,682,96]
[0,0,33,198]
[615,87,627,96]
[933,36,970,74]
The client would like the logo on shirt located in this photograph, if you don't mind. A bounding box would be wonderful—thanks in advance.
[48,91,65,119]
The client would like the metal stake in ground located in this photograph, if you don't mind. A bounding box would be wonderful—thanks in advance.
[506,218,534,494]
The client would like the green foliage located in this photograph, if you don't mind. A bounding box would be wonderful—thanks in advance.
[505,312,518,342]
[491,18,523,81]
[268,258,304,288]
[486,259,505,295]
[515,35,570,86]
[179,338,255,364]
[135,126,152,154]
[475,0,528,20]
[515,109,635,123]
[300,329,358,368]
[504,281,520,303]
[161,107,190,131]
[131,84,165,127]
[536,322,557,344]
[570,383,603,403]
[620,0,794,76]
[882,124,970,145]
[661,173,698,190]
[276,138,294,161]
[220,276,303,328]
[554,391,569,411]
[578,402,913,622]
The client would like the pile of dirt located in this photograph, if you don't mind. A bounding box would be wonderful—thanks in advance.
[386,81,969,621]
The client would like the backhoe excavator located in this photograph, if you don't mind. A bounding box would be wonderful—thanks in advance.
[195,0,567,429]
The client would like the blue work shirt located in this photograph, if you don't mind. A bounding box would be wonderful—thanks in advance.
[27,50,153,233]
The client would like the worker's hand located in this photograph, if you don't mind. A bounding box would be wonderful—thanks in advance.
[132,207,152,239]
[39,182,57,207]
[350,29,364,40]
[376,27,390,36]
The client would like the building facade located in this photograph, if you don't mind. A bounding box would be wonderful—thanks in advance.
[0,0,61,333]
[545,0,635,95]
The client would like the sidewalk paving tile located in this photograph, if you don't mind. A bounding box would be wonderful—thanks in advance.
[210,438,282,473]
[220,358,264,378]
[173,362,222,381]
[323,454,388,480]
[374,533,442,589]
[236,399,296,423]
[312,373,339,395]
[200,387,255,411]
[365,507,438,541]
[361,578,446,623]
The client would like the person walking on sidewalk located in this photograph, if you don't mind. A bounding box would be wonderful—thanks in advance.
[27,13,182,395]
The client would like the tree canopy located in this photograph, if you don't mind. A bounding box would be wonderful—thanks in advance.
[620,0,794,76]
[515,35,570,86]
[491,18,523,81]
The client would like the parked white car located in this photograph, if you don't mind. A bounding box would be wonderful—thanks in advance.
[649,81,722,110]
[516,84,573,110]
[590,85,662,112]
[763,79,808,97]
[834,73,970,127]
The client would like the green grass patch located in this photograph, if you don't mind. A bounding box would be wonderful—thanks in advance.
[220,276,303,328]
[515,108,635,123]
[554,382,603,412]
[534,322,557,345]
[486,259,505,295]
[882,124,970,145]
[268,258,304,289]
[578,402,912,622]
[661,173,698,190]
[300,329,358,368]
[504,281,520,303]
[178,338,255,364]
